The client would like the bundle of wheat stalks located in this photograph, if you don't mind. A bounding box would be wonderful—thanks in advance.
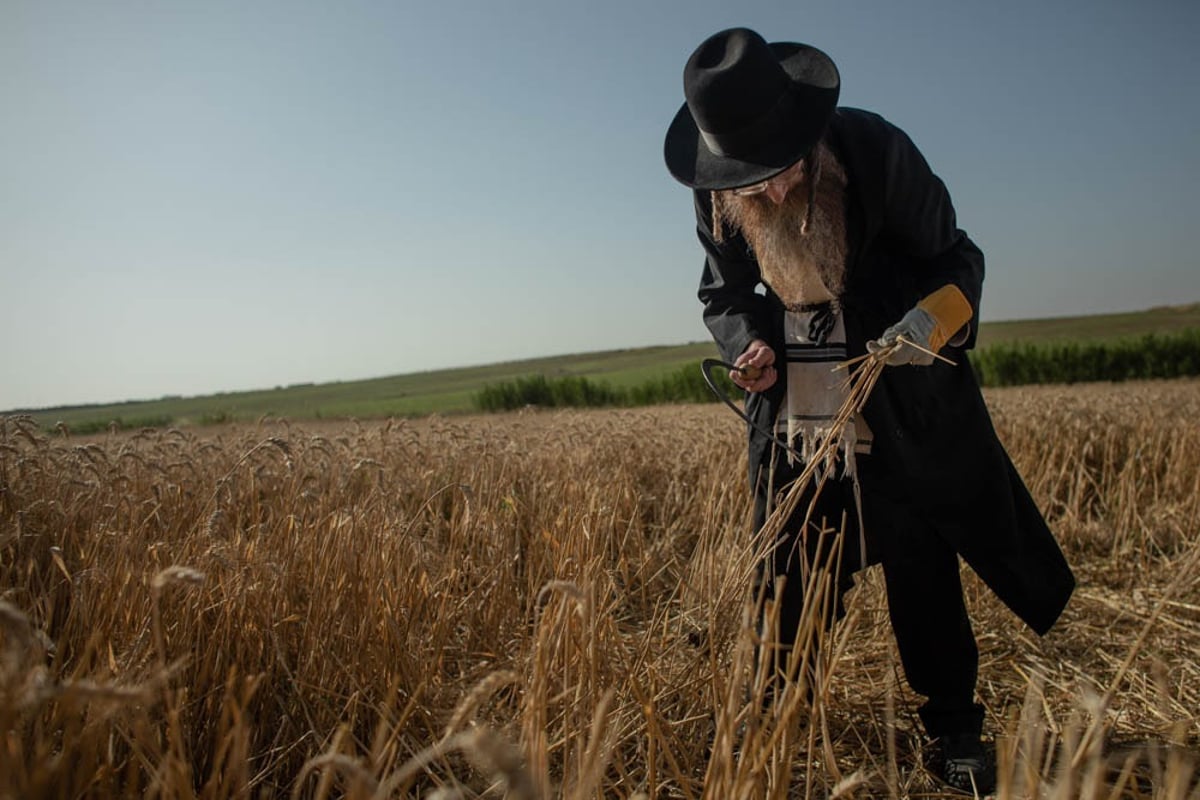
[1,376,1198,798]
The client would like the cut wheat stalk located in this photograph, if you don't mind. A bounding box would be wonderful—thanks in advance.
[759,344,893,542]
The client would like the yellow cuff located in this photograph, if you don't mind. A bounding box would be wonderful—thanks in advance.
[917,284,973,352]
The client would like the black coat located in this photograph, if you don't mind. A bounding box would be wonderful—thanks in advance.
[695,108,1074,635]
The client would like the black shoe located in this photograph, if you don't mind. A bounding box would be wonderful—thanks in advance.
[931,734,996,797]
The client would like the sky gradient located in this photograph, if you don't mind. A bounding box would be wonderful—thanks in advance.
[4,0,1198,410]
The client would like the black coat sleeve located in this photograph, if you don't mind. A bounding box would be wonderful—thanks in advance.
[694,190,771,364]
[879,122,985,350]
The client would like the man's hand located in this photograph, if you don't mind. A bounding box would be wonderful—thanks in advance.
[731,339,777,392]
[868,284,974,366]
[867,307,938,366]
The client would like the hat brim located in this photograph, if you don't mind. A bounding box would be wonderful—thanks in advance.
[664,42,840,191]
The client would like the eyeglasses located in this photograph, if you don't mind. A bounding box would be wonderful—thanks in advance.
[731,158,806,197]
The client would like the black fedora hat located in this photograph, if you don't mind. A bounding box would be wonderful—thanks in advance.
[664,28,840,190]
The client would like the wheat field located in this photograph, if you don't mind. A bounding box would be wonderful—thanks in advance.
[2,379,1199,799]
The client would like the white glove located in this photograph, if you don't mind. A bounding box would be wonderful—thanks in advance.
[867,307,937,366]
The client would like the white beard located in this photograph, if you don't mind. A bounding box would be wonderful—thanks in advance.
[715,140,849,309]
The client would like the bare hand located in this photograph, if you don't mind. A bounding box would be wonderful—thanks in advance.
[730,339,777,392]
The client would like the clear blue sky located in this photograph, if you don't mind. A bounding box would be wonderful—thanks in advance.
[4,0,1198,410]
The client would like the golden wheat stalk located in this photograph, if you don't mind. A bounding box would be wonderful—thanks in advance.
[759,344,891,542]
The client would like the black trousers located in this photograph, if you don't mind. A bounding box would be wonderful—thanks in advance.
[755,452,984,739]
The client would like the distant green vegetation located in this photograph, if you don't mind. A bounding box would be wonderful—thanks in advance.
[475,375,627,411]
[974,303,1200,347]
[13,344,719,433]
[628,362,737,405]
[472,328,1200,411]
[8,304,1199,432]
[472,326,1200,412]
[60,415,176,436]
[474,363,736,412]
[970,329,1200,387]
